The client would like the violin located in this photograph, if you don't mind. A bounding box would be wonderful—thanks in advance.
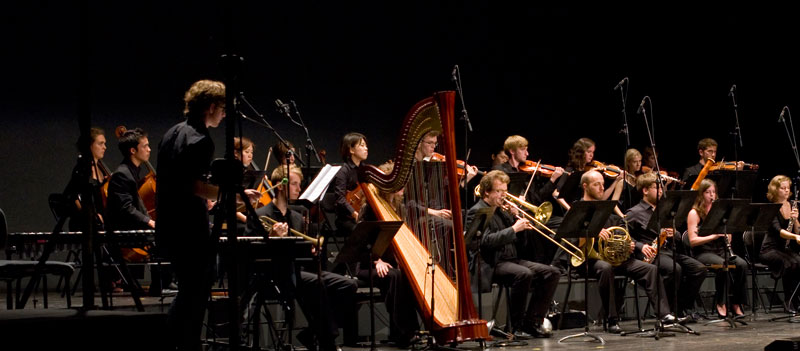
[641,166,685,185]
[428,152,485,177]
[253,147,274,208]
[587,160,623,178]
[518,160,569,177]
[711,160,759,171]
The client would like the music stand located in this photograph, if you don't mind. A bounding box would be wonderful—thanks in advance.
[556,200,616,345]
[697,198,749,328]
[707,170,758,200]
[625,190,699,337]
[723,203,781,321]
[335,221,403,351]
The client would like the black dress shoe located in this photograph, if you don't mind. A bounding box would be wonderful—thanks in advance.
[607,321,622,334]
[522,324,552,338]
[512,330,532,340]
[296,328,317,351]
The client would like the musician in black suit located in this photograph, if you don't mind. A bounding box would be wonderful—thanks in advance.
[492,135,565,264]
[681,138,717,187]
[156,80,260,350]
[106,128,154,231]
[466,170,559,338]
[625,172,707,319]
[574,170,679,333]
[251,165,357,351]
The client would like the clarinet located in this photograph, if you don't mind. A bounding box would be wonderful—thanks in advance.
[724,233,738,262]
[785,199,798,250]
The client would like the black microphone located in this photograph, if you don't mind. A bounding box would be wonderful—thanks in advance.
[636,97,647,114]
[275,99,291,116]
[613,77,628,91]
[451,65,458,82]
[780,106,788,122]
[728,84,736,97]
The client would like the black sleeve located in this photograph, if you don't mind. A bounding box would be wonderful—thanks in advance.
[108,171,151,227]
[333,167,355,216]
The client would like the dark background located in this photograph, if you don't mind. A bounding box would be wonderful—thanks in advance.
[2,2,799,231]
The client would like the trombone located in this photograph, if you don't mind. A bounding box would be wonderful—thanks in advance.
[501,193,585,265]
[259,215,325,247]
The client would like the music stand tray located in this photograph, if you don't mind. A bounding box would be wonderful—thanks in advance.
[556,200,616,345]
[647,190,697,233]
[707,170,758,200]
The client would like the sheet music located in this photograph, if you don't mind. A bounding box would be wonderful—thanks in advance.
[299,164,341,203]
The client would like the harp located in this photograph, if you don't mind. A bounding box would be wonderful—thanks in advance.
[358,91,488,343]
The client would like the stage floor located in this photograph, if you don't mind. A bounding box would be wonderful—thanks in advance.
[1,291,798,350]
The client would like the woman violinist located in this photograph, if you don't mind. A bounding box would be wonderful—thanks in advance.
[63,127,111,231]
[233,137,261,224]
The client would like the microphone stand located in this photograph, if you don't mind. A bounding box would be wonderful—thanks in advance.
[634,97,673,339]
[615,77,636,217]
[637,97,696,338]
[287,100,321,189]
[452,65,475,221]
[729,84,744,198]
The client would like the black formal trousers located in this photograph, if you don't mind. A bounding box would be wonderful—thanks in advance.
[649,251,708,314]
[493,259,560,329]
[167,242,216,351]
[695,252,748,306]
[356,266,419,343]
[298,270,358,345]
[760,249,800,307]
[582,258,671,320]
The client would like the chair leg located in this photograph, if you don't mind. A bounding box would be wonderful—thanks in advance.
[769,277,780,312]
[558,268,573,331]
[42,276,48,309]
[6,281,12,310]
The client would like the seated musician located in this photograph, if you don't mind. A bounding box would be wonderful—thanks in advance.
[686,179,748,318]
[761,175,800,313]
[466,170,559,338]
[493,135,565,264]
[616,148,643,212]
[333,132,368,236]
[274,140,297,168]
[409,131,478,220]
[106,127,155,230]
[234,136,259,224]
[575,170,679,333]
[681,138,717,187]
[350,161,422,347]
[63,127,109,231]
[249,165,357,351]
[556,137,620,210]
[491,149,509,167]
[106,127,168,293]
[625,172,707,319]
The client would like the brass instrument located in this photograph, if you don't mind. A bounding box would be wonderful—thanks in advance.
[495,192,585,265]
[259,215,324,247]
[571,226,632,267]
[474,184,553,225]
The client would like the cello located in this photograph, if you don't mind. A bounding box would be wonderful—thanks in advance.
[357,91,488,344]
